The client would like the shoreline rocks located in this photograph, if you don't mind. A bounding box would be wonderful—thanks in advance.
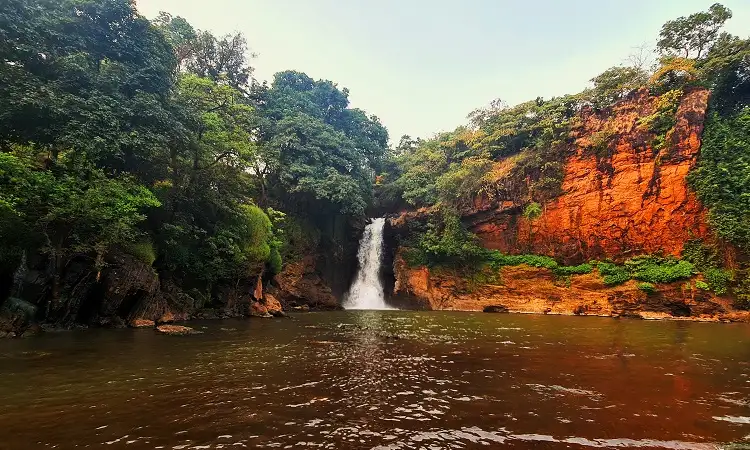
[156,325,199,335]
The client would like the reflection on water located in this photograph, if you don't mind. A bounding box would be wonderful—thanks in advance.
[2,312,750,449]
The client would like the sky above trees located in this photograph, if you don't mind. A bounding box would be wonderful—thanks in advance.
[138,0,750,142]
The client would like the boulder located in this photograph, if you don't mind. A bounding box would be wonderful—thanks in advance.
[250,302,272,318]
[129,318,155,328]
[483,305,509,313]
[156,325,199,335]
[157,310,189,324]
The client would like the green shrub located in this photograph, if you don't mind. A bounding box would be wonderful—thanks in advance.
[555,263,593,276]
[126,240,157,266]
[418,211,488,267]
[626,256,694,283]
[681,240,720,272]
[603,271,631,286]
[240,204,273,264]
[268,246,283,275]
[735,273,750,310]
[704,268,732,295]
[487,252,558,270]
[596,261,631,286]
[695,280,710,290]
[403,247,429,267]
[637,282,658,294]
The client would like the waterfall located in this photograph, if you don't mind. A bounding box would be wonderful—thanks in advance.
[344,218,392,310]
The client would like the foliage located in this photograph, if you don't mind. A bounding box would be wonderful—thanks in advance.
[657,3,732,59]
[626,256,695,284]
[681,239,720,272]
[523,202,543,220]
[589,129,617,157]
[126,240,157,266]
[0,0,387,311]
[597,262,631,286]
[554,264,593,276]
[695,280,710,290]
[637,282,658,295]
[636,89,682,152]
[486,252,558,270]
[415,211,488,268]
[703,268,732,295]
[589,66,649,107]
[688,108,750,252]
[735,273,750,310]
[436,157,494,210]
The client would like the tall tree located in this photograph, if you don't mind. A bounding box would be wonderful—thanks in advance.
[657,3,732,59]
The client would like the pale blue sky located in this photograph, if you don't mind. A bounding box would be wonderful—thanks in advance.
[136,0,750,141]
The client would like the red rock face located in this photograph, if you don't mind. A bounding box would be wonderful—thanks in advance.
[471,88,712,263]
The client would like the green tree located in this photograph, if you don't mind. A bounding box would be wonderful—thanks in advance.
[589,66,649,107]
[657,3,732,59]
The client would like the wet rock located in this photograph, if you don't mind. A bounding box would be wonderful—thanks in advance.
[96,316,127,328]
[273,257,338,309]
[157,310,189,324]
[573,305,587,315]
[292,305,311,312]
[264,294,283,314]
[250,302,272,318]
[483,305,509,313]
[156,325,199,335]
[129,319,155,328]
[0,297,37,334]
[20,324,42,338]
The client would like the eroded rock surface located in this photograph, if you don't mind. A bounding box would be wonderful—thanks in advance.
[469,89,712,263]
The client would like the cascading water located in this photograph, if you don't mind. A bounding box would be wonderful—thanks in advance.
[344,218,392,310]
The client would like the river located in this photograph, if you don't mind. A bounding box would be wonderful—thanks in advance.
[2,312,750,449]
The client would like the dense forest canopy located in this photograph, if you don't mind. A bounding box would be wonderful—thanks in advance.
[0,0,388,314]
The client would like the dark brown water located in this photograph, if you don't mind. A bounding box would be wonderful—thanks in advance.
[2,312,750,449]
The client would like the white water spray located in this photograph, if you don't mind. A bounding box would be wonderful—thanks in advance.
[344,218,392,310]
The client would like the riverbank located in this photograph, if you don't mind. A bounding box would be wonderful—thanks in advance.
[392,257,750,323]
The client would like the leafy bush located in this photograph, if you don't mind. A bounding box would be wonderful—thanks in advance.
[487,252,558,270]
[268,246,283,275]
[626,256,694,283]
[416,210,488,268]
[695,280,710,290]
[239,204,273,264]
[704,268,732,295]
[681,239,720,271]
[603,271,631,286]
[735,273,750,310]
[595,261,630,285]
[523,202,543,220]
[126,240,157,266]
[637,282,658,294]
[554,264,593,276]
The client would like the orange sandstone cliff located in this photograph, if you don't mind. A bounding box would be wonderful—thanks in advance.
[469,88,711,263]
[390,88,747,320]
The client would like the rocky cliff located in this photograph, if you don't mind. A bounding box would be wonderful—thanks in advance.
[389,88,747,320]
[469,88,712,263]
[0,249,343,337]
